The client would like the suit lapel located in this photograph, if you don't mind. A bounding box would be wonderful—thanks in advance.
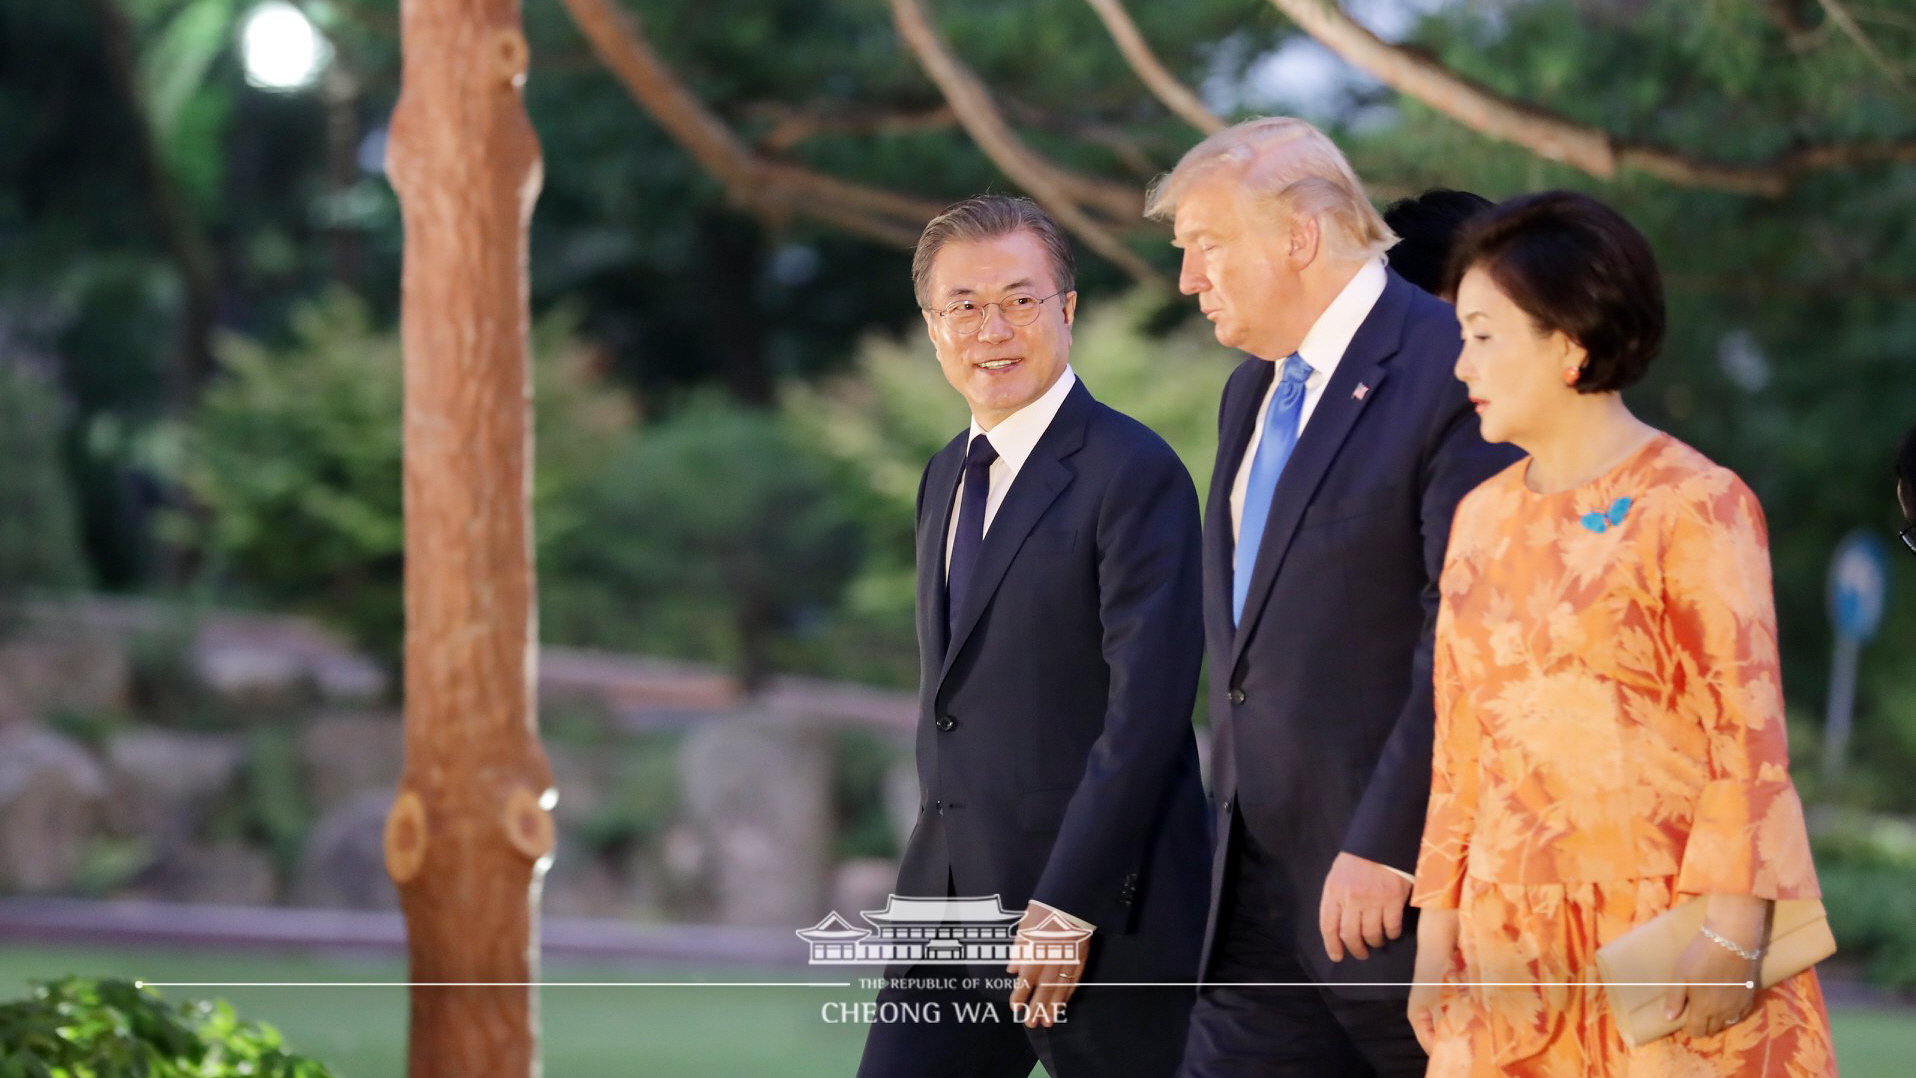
[1207,360,1270,644]
[917,434,966,661]
[1230,276,1414,671]
[936,381,1090,691]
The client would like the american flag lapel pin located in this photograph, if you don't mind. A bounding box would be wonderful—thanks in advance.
[1353,383,1370,401]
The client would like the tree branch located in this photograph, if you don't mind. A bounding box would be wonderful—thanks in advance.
[888,0,1167,287]
[1081,0,1226,134]
[1262,0,1916,197]
[741,103,959,155]
[555,0,943,247]
[1816,0,1916,100]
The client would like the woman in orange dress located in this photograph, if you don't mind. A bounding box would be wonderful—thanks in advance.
[1405,191,1836,1076]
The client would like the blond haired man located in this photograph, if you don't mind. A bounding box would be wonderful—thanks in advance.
[1153,119,1518,1076]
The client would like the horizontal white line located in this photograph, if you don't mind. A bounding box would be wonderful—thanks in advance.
[136,981,852,989]
[135,980,1752,990]
[1092,981,1754,988]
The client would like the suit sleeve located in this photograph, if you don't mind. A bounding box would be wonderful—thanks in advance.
[1030,441,1205,928]
[1342,371,1517,875]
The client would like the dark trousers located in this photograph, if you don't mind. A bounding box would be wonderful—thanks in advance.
[1179,825,1426,1078]
[856,968,1193,1078]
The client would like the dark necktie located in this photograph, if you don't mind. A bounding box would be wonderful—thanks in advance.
[947,433,999,637]
[1233,353,1313,624]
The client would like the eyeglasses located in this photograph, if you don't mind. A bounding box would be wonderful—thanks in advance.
[1901,522,1916,556]
[925,291,1069,335]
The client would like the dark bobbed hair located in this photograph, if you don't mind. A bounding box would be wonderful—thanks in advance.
[912,195,1076,310]
[1443,190,1665,394]
[1383,188,1493,296]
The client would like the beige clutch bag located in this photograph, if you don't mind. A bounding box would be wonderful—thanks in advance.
[1595,897,1835,1047]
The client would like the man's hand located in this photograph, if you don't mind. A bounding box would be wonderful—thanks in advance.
[1006,904,1091,1028]
[1318,851,1412,962]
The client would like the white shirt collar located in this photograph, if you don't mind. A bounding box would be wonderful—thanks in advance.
[967,366,1077,472]
[1293,258,1387,379]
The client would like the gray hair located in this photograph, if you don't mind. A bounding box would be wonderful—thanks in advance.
[912,196,1076,308]
[1145,117,1395,260]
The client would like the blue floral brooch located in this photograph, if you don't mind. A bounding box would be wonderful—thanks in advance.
[1580,496,1633,533]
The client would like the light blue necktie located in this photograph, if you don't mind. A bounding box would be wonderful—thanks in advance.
[1233,353,1313,625]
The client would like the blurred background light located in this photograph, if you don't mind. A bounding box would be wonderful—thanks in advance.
[240,1,330,91]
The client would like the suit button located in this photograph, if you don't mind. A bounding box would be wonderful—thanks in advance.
[934,801,945,814]
[936,715,957,732]
[1222,799,1233,814]
[1228,688,1247,705]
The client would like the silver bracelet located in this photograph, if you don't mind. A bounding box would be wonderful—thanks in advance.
[1699,923,1765,962]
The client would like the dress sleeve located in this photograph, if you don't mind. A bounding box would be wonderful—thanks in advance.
[1666,475,1820,901]
[1413,552,1480,910]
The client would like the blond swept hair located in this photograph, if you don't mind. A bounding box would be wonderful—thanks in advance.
[1144,117,1395,261]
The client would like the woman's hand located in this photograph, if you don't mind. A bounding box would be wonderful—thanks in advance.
[1662,894,1766,1039]
[1408,907,1459,1054]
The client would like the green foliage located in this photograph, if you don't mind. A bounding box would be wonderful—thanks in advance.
[542,397,863,688]
[0,977,336,1077]
[233,726,311,877]
[169,291,633,661]
[0,363,89,615]
[1814,812,1916,989]
[834,729,905,860]
[575,733,682,857]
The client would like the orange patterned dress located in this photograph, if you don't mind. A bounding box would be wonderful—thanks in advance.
[1412,433,1837,1077]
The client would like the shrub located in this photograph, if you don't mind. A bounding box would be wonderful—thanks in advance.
[0,977,336,1077]
[167,291,632,664]
[0,362,88,624]
[541,396,863,690]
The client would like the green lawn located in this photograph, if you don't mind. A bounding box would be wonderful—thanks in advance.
[1,944,1909,1076]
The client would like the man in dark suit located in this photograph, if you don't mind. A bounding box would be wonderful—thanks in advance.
[1146,119,1521,1076]
[856,196,1212,1078]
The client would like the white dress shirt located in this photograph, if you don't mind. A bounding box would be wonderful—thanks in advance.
[1228,258,1388,543]
[944,365,1079,579]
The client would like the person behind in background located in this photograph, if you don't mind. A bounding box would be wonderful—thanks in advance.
[1148,117,1518,1078]
[856,195,1212,1078]
[1407,190,1835,1076]
[1382,188,1493,297]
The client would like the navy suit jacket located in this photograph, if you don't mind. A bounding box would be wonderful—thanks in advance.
[893,379,1212,983]
[1200,270,1521,994]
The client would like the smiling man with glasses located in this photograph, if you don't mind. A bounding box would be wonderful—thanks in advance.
[855,195,1212,1078]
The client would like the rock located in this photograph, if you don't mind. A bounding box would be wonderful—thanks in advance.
[0,725,107,892]
[125,841,279,905]
[885,760,921,856]
[831,857,900,922]
[195,614,387,708]
[102,729,245,843]
[297,711,403,811]
[679,716,833,927]
[290,790,400,910]
[0,635,132,722]
[542,743,623,832]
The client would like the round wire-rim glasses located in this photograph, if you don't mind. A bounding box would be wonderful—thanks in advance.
[926,291,1070,335]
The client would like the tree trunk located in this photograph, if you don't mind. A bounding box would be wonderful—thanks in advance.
[382,1,553,1076]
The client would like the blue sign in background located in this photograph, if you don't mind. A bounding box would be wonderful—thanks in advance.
[1828,531,1889,643]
